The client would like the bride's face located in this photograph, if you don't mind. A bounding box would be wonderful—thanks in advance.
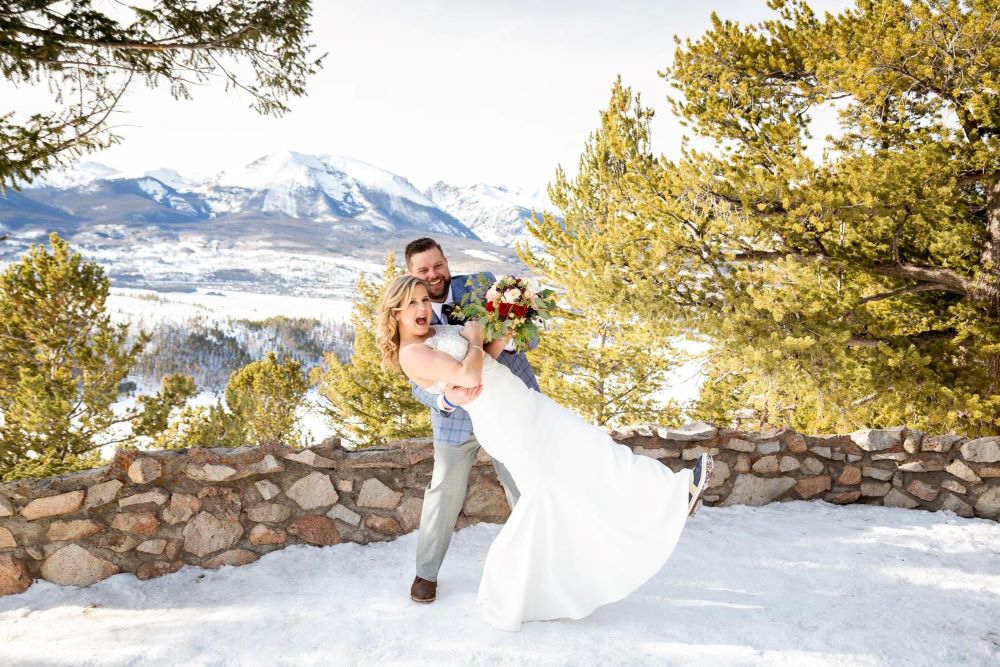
[396,284,433,338]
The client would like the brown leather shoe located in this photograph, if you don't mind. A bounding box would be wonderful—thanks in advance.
[410,576,437,604]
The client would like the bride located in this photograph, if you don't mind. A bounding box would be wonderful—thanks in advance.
[377,275,713,631]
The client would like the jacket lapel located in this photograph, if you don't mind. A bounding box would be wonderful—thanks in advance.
[431,275,466,325]
[450,274,468,307]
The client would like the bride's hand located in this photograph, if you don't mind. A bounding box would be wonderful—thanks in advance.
[461,320,484,345]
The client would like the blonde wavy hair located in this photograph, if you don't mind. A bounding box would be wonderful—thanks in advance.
[376,274,429,371]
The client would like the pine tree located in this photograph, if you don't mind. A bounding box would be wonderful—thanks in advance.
[312,253,431,447]
[225,352,309,446]
[528,311,681,428]
[677,0,1000,434]
[1,0,324,190]
[546,2,1000,435]
[153,353,309,450]
[521,80,683,428]
[0,234,190,480]
[153,402,238,452]
[134,374,199,438]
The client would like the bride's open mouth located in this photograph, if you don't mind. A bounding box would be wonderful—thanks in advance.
[415,315,428,326]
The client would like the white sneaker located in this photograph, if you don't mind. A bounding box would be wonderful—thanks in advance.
[688,453,714,516]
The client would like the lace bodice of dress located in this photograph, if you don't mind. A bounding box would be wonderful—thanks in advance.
[423,325,471,394]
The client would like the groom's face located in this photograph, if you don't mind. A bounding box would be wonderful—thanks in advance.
[407,248,452,302]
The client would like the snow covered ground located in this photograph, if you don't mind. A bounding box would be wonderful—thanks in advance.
[106,287,355,330]
[2,502,998,666]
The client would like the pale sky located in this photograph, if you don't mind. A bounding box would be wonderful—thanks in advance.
[4,0,854,190]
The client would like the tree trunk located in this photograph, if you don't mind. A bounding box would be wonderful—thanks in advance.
[978,177,1000,393]
[978,178,1000,313]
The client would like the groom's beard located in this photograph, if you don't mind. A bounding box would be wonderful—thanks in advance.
[427,276,451,302]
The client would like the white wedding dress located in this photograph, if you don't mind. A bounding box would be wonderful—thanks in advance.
[424,325,692,631]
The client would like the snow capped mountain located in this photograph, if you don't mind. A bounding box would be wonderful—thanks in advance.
[143,168,201,192]
[203,151,366,220]
[19,175,210,223]
[31,161,123,189]
[5,152,479,240]
[21,163,208,221]
[424,182,554,247]
[0,153,535,299]
[200,151,476,237]
[21,158,552,249]
[29,162,201,192]
[130,178,207,217]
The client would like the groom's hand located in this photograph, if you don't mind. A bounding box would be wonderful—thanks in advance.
[444,384,482,407]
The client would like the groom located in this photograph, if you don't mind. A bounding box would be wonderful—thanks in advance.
[405,237,540,604]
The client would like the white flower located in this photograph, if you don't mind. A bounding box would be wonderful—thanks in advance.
[486,285,499,302]
[503,287,521,303]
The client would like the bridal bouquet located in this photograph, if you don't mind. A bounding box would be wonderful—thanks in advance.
[457,275,556,352]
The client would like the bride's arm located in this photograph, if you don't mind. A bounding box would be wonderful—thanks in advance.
[484,336,508,359]
[400,343,484,389]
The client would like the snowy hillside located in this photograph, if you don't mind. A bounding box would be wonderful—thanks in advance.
[29,161,123,189]
[2,502,997,666]
[142,169,200,192]
[30,163,198,193]
[425,181,553,247]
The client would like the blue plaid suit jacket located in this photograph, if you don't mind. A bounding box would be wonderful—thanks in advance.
[411,272,541,446]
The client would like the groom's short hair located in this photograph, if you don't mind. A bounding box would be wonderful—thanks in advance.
[405,237,444,266]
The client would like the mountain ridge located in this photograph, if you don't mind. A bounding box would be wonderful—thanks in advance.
[0,153,549,298]
[6,152,479,240]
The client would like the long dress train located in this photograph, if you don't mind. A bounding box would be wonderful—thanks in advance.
[424,325,691,631]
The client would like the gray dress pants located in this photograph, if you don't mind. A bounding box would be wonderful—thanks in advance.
[415,433,519,581]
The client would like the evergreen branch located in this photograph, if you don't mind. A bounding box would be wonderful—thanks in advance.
[848,328,958,348]
[66,412,137,445]
[850,392,879,408]
[317,390,385,429]
[957,169,990,188]
[205,50,274,110]
[26,57,178,74]
[730,249,971,295]
[604,366,662,406]
[854,283,958,307]
[10,23,259,53]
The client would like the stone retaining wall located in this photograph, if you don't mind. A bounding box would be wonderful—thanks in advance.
[2,422,998,596]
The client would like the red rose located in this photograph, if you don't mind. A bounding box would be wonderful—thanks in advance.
[499,302,512,318]
[486,301,495,313]
[512,304,527,317]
